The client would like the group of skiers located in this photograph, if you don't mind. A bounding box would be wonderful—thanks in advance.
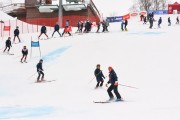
[94,64,122,101]
[141,12,180,29]
[76,19,109,33]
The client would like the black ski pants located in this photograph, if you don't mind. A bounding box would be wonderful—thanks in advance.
[37,71,44,80]
[107,84,121,99]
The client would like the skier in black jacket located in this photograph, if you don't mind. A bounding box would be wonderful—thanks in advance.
[36,59,44,82]
[13,26,21,43]
[96,22,101,33]
[158,17,162,28]
[52,23,62,37]
[20,46,28,63]
[38,25,49,39]
[106,66,122,101]
[3,37,12,53]
[168,17,171,26]
[94,64,105,88]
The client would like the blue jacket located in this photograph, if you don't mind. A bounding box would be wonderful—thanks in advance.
[94,68,105,82]
[54,24,60,31]
[107,69,118,85]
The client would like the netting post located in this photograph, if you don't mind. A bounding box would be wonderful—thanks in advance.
[1,21,2,38]
[9,20,11,36]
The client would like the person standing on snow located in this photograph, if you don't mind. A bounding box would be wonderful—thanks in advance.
[168,17,171,26]
[20,46,28,63]
[143,16,147,24]
[38,25,49,39]
[3,37,12,53]
[106,66,122,101]
[158,17,162,28]
[96,21,101,33]
[94,64,105,88]
[124,19,128,31]
[176,16,179,24]
[149,17,154,29]
[36,59,44,82]
[52,23,62,37]
[121,20,124,31]
[13,26,21,43]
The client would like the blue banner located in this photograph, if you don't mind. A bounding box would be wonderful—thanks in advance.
[106,17,115,23]
[106,16,123,22]
[148,10,168,14]
[31,41,40,47]
[114,16,123,22]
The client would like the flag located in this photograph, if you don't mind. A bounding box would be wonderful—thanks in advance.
[31,41,40,47]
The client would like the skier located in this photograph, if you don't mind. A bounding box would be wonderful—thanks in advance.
[20,46,28,63]
[158,17,162,28]
[149,17,154,29]
[143,16,147,24]
[168,17,171,26]
[36,59,44,82]
[3,37,12,53]
[96,21,101,33]
[79,21,84,33]
[62,26,72,36]
[124,19,128,31]
[140,14,144,21]
[106,66,122,101]
[105,20,109,32]
[13,26,21,43]
[102,20,106,32]
[38,25,49,39]
[121,20,124,31]
[176,16,179,24]
[52,23,62,37]
[94,64,105,88]
[76,20,81,32]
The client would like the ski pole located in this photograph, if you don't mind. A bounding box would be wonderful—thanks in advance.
[118,83,139,89]
[27,72,37,80]
[88,76,96,84]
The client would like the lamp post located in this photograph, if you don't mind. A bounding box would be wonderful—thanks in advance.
[58,0,63,27]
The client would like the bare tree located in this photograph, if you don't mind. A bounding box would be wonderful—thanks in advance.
[129,0,140,12]
[138,0,153,11]
[152,0,161,10]
[161,0,170,10]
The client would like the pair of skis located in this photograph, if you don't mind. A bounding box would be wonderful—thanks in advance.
[93,99,124,104]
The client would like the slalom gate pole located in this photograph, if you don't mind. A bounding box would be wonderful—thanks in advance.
[118,84,139,89]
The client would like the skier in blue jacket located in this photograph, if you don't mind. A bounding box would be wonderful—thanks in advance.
[94,64,105,88]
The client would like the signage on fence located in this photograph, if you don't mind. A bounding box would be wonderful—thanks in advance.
[106,17,115,22]
[131,12,138,16]
[106,14,130,22]
[114,16,123,22]
[123,14,130,20]
[148,10,168,14]
[139,11,147,15]
[4,26,10,31]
